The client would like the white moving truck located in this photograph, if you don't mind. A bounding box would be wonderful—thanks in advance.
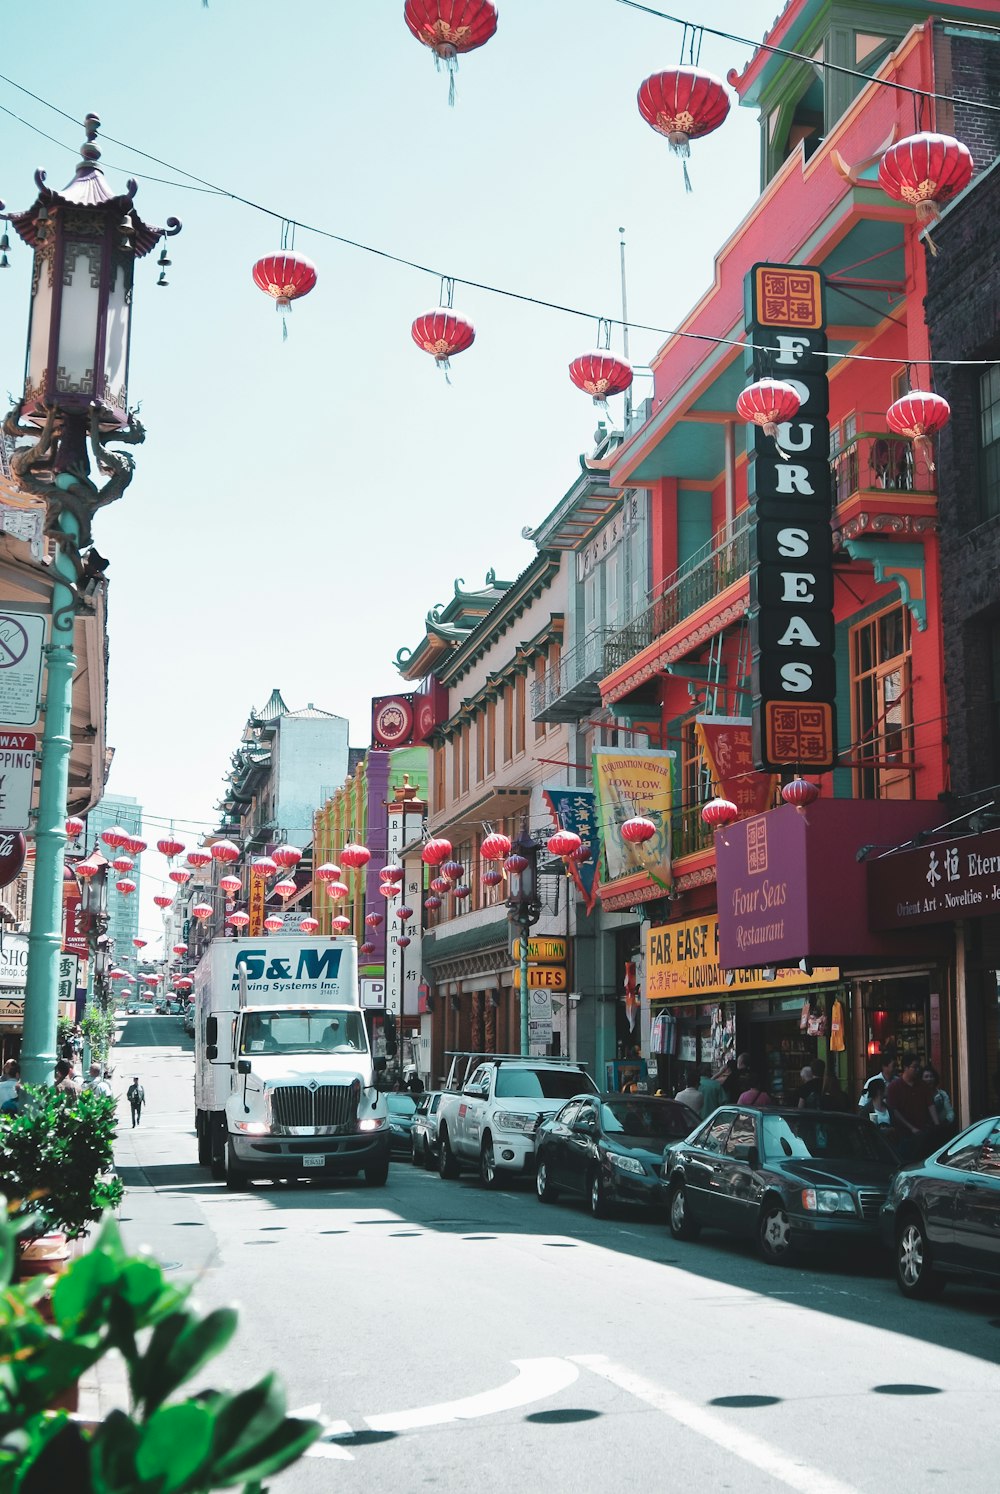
[193,935,390,1188]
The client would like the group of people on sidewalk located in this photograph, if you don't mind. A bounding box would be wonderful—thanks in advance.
[0,1056,146,1128]
[672,1047,955,1160]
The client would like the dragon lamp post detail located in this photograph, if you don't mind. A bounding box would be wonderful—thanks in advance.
[3,114,179,1083]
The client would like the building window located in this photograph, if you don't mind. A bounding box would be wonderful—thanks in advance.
[452,735,460,800]
[514,674,526,757]
[534,657,546,742]
[460,725,470,796]
[433,745,445,812]
[485,699,496,777]
[475,713,485,785]
[502,685,513,763]
[979,364,1000,521]
[851,603,914,799]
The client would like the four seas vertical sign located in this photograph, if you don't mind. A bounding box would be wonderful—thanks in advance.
[746,264,837,773]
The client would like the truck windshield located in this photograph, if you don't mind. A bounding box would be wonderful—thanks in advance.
[240,1010,367,1057]
[494,1068,595,1100]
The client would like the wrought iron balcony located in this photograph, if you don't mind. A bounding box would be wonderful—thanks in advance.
[603,514,750,677]
[532,628,611,723]
[672,803,714,861]
[830,419,937,533]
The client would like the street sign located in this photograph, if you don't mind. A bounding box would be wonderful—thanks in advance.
[0,611,45,727]
[58,954,80,1004]
[0,830,25,887]
[515,965,567,991]
[0,932,29,990]
[0,732,35,830]
[361,978,386,1009]
[512,936,567,962]
[528,987,553,1044]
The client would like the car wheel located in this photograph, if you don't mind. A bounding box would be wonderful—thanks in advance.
[224,1140,247,1191]
[668,1180,700,1240]
[896,1213,945,1299]
[480,1134,500,1189]
[536,1157,559,1203]
[758,1200,794,1263]
[423,1138,434,1171]
[411,1138,422,1167]
[365,1157,389,1186]
[589,1168,608,1218]
[438,1127,460,1179]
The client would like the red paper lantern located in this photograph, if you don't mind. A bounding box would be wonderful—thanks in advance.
[701,797,739,828]
[885,390,951,471]
[116,878,137,896]
[878,133,973,239]
[480,832,511,862]
[421,838,452,866]
[274,878,297,901]
[315,863,342,884]
[504,852,528,874]
[264,914,284,931]
[327,881,350,901]
[547,829,582,858]
[781,778,820,810]
[252,856,278,878]
[186,849,211,869]
[340,842,371,870]
[404,0,498,103]
[411,309,475,373]
[365,912,383,929]
[126,836,147,857]
[396,905,414,922]
[430,876,451,894]
[396,935,412,949]
[112,855,134,874]
[273,844,302,868]
[101,826,128,850]
[211,839,241,865]
[637,67,731,187]
[452,883,471,901]
[424,895,442,910]
[192,902,214,921]
[300,916,319,934]
[109,968,129,981]
[169,869,191,885]
[153,893,173,909]
[481,869,504,888]
[175,976,193,990]
[331,915,351,933]
[132,938,147,949]
[172,943,188,956]
[360,941,376,956]
[736,378,802,456]
[442,860,464,882]
[141,973,159,987]
[75,858,100,880]
[252,252,317,324]
[571,843,593,864]
[569,351,633,406]
[381,864,405,883]
[620,816,656,845]
[156,835,185,859]
[65,815,85,839]
[229,910,250,928]
[380,881,399,900]
[219,874,242,896]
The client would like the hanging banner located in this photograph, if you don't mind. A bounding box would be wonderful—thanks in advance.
[695,716,776,819]
[746,263,837,771]
[248,868,266,937]
[542,786,599,913]
[592,748,674,887]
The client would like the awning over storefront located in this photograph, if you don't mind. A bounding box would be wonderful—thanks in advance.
[869,823,1000,930]
[715,800,950,968]
[646,912,839,1003]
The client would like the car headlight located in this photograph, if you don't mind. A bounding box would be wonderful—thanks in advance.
[234,1121,270,1136]
[610,1153,645,1175]
[358,1117,387,1132]
[494,1111,536,1133]
[800,1188,856,1214]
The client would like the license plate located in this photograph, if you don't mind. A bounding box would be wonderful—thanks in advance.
[303,1154,324,1168]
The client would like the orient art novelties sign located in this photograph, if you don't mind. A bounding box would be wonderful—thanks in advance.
[868,826,1000,929]
[746,264,837,773]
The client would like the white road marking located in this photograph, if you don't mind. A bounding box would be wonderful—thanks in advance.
[571,1355,860,1494]
[363,1357,579,1432]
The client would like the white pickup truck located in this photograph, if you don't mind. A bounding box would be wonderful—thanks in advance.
[435,1052,598,1188]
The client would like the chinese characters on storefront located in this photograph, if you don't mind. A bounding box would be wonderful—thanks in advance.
[869,826,1000,928]
[646,913,838,1000]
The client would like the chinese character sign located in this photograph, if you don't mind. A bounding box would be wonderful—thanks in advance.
[695,716,776,818]
[543,786,599,912]
[592,749,674,887]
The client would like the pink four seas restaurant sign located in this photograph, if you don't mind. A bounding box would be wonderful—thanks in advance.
[868,826,1000,929]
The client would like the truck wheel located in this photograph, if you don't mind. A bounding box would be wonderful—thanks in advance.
[479,1134,500,1189]
[224,1140,248,1191]
[438,1127,460,1179]
[365,1158,390,1186]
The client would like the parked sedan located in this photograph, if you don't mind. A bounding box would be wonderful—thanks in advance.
[535,1093,699,1216]
[664,1106,899,1263]
[411,1090,444,1169]
[385,1092,417,1155]
[880,1115,1000,1298]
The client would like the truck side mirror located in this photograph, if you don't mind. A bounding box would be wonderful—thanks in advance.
[374,1056,387,1074]
[237,1059,251,1075]
[206,1045,218,1061]
[206,1016,218,1045]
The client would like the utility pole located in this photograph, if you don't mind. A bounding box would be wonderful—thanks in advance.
[506,826,540,1057]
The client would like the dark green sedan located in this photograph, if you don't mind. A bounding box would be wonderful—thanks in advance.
[535,1093,698,1217]
[664,1106,899,1263]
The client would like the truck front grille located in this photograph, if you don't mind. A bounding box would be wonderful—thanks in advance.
[270,1084,359,1135]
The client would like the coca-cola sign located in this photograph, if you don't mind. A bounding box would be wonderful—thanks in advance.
[0,831,26,888]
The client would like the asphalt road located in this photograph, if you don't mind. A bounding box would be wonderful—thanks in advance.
[110,1017,1000,1493]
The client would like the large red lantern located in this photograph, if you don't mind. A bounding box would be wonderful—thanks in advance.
[380,881,399,900]
[637,67,731,188]
[273,878,297,902]
[885,391,951,472]
[365,911,383,929]
[736,378,802,459]
[569,352,633,406]
[782,778,820,811]
[327,881,350,902]
[411,309,475,376]
[272,844,302,869]
[404,0,498,104]
[442,860,464,882]
[702,797,739,828]
[452,883,471,901]
[229,910,250,928]
[172,943,189,956]
[211,839,241,865]
[396,935,412,949]
[340,842,371,870]
[112,855,134,875]
[156,835,185,859]
[381,864,405,884]
[252,252,317,336]
[314,863,342,884]
[504,852,528,875]
[116,879,137,896]
[153,893,173,909]
[480,831,511,862]
[360,941,376,956]
[65,815,85,840]
[878,133,973,247]
[192,902,214,922]
[219,874,242,896]
[620,816,656,845]
[481,869,504,888]
[264,914,284,932]
[174,976,193,991]
[396,905,414,923]
[424,895,442,911]
[547,829,582,859]
[101,826,129,850]
[300,916,319,934]
[252,856,278,879]
[421,838,452,867]
[169,869,191,885]
[430,876,451,894]
[186,849,211,869]
[132,938,147,950]
[126,836,147,857]
[74,858,101,880]
[331,915,351,933]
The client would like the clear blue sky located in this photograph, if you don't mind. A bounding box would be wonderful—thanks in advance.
[0,0,777,943]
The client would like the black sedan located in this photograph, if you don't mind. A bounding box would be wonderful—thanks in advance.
[880,1115,1000,1298]
[385,1092,417,1155]
[664,1106,899,1263]
[535,1093,698,1217]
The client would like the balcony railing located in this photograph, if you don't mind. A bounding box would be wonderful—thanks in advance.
[672,804,714,860]
[830,419,936,508]
[603,514,750,677]
[532,628,611,723]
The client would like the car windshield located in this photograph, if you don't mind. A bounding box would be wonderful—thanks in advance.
[495,1068,596,1100]
[761,1112,894,1163]
[601,1100,693,1139]
[240,1009,368,1056]
[386,1093,416,1116]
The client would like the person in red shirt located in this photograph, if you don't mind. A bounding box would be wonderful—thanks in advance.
[886,1053,939,1159]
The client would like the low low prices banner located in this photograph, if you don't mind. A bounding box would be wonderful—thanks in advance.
[592,748,675,889]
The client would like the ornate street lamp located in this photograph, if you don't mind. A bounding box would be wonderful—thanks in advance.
[505,827,540,1057]
[4,115,179,1082]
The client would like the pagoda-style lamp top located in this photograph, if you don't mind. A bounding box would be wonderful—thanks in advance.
[5,113,180,430]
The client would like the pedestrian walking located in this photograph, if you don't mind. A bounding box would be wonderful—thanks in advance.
[886,1053,939,1160]
[737,1071,774,1108]
[53,1058,79,1101]
[859,1053,897,1110]
[83,1062,113,1099]
[127,1075,145,1127]
[674,1068,703,1116]
[922,1065,956,1140]
[0,1059,21,1115]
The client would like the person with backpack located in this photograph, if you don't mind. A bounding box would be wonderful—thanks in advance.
[127,1076,145,1128]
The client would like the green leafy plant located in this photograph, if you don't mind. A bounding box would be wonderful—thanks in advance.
[81,1004,118,1067]
[0,1209,321,1492]
[0,1087,123,1241]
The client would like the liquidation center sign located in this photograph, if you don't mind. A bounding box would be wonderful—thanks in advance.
[646,914,838,1000]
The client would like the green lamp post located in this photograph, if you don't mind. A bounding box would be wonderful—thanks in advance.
[506,828,540,1057]
[3,115,179,1084]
